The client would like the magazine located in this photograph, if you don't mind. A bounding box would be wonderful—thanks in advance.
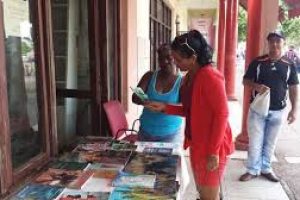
[73,143,109,152]
[57,188,110,200]
[112,173,156,188]
[34,168,93,189]
[109,187,176,200]
[81,165,120,192]
[48,161,89,171]
[135,141,180,155]
[87,163,124,170]
[124,153,179,182]
[110,141,137,151]
[79,150,133,165]
[11,184,63,200]
[143,147,173,155]
[58,152,87,163]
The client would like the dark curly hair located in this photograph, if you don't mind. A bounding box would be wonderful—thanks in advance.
[171,30,213,67]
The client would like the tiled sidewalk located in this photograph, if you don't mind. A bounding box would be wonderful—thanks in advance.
[223,102,290,200]
[224,157,289,200]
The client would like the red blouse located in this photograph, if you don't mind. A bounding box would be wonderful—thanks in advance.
[166,65,234,157]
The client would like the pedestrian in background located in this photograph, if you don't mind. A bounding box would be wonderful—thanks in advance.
[240,31,299,182]
[285,45,300,72]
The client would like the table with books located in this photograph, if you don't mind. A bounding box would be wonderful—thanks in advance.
[11,137,184,200]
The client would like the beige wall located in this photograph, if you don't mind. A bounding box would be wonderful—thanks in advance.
[175,0,218,32]
[120,0,139,125]
[260,0,279,54]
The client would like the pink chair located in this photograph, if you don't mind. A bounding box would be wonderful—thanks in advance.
[103,100,139,143]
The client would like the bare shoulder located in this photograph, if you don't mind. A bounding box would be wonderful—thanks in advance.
[137,71,154,88]
[141,71,154,81]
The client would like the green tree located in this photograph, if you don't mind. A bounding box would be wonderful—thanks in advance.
[281,17,300,47]
[238,6,247,42]
[279,0,300,47]
[21,41,31,56]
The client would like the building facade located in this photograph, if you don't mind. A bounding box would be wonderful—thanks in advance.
[1,0,292,196]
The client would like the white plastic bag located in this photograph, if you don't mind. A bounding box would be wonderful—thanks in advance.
[250,89,270,117]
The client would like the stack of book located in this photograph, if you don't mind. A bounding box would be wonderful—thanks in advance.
[10,138,180,200]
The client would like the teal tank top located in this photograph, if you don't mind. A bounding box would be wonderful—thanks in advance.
[140,71,183,136]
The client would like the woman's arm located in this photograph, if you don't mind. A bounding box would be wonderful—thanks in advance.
[145,102,185,117]
[165,104,185,116]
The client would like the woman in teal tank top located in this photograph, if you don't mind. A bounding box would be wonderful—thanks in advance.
[132,44,183,143]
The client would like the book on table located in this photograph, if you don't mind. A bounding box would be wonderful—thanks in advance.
[57,188,110,200]
[123,152,179,182]
[48,160,89,171]
[34,168,93,189]
[142,147,173,155]
[109,186,176,200]
[81,164,120,193]
[11,183,63,200]
[112,172,156,188]
[59,150,133,166]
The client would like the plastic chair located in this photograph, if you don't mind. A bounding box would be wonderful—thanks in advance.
[103,100,139,143]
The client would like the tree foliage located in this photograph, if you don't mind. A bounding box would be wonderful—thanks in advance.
[279,0,300,47]
[281,17,300,47]
[238,6,247,42]
[21,41,31,56]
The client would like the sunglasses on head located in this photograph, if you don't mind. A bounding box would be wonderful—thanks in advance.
[179,38,196,54]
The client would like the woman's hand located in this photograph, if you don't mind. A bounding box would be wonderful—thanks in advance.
[206,154,219,171]
[144,101,166,112]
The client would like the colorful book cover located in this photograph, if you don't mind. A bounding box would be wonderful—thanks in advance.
[81,176,114,193]
[11,183,63,200]
[112,173,156,188]
[123,153,179,182]
[73,143,109,152]
[48,161,88,171]
[110,142,137,151]
[78,150,133,165]
[92,169,119,179]
[81,165,120,192]
[58,188,110,200]
[34,168,93,189]
[135,141,181,155]
[87,163,124,171]
[85,164,120,179]
[58,152,87,163]
[109,187,176,200]
[142,147,173,155]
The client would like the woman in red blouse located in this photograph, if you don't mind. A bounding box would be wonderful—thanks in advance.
[146,30,234,200]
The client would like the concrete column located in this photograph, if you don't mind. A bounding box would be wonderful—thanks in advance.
[217,0,226,73]
[224,0,238,100]
[65,0,79,143]
[235,0,279,150]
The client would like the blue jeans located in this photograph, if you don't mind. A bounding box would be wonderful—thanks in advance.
[246,108,284,175]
